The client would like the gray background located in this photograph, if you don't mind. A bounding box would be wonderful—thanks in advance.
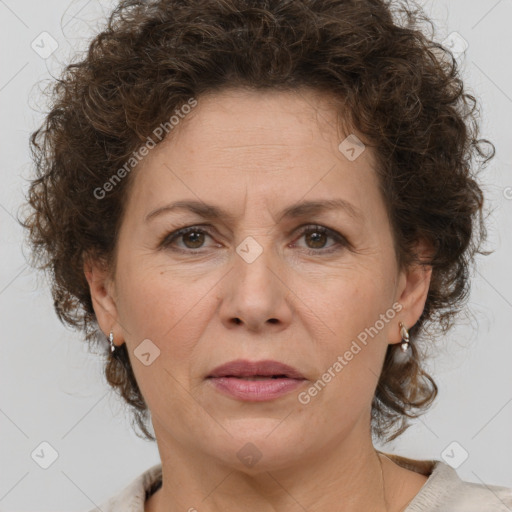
[1,0,511,510]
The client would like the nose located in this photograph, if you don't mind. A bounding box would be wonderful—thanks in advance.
[218,238,294,333]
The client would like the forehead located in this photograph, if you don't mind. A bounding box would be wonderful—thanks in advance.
[126,87,381,223]
[171,87,349,150]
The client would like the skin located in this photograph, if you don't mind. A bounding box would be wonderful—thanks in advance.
[85,87,432,512]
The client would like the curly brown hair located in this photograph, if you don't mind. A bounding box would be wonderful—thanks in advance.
[20,0,494,443]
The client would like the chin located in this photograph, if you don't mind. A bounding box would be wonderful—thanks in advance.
[204,424,312,472]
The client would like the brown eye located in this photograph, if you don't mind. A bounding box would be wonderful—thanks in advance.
[304,229,328,249]
[161,226,214,251]
[293,225,347,254]
[181,230,206,249]
[161,224,347,255]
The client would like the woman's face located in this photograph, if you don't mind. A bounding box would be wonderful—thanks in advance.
[87,88,430,471]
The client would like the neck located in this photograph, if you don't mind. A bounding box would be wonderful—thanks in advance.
[146,419,397,512]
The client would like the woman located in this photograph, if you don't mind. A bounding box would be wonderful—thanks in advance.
[22,0,512,510]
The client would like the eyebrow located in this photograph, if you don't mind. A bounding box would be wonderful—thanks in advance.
[145,198,364,224]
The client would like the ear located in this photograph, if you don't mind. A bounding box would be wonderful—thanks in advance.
[83,255,122,347]
[391,238,433,344]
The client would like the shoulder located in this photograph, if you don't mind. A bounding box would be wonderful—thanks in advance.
[407,462,512,511]
[381,452,512,512]
[86,463,162,512]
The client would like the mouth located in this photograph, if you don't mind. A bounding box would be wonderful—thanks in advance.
[223,375,290,380]
[207,359,306,380]
[206,359,306,402]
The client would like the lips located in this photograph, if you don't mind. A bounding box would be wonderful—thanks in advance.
[207,359,306,402]
[207,359,305,380]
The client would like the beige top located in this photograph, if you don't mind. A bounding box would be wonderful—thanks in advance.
[88,452,512,511]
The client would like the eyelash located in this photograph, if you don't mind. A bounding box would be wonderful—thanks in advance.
[160,224,348,255]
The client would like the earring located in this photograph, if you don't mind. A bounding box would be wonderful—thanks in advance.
[108,330,116,354]
[398,321,410,352]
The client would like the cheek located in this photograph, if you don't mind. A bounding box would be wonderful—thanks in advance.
[304,320,386,433]
[115,266,212,425]
[115,261,210,357]
[319,265,395,340]
[308,267,395,396]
